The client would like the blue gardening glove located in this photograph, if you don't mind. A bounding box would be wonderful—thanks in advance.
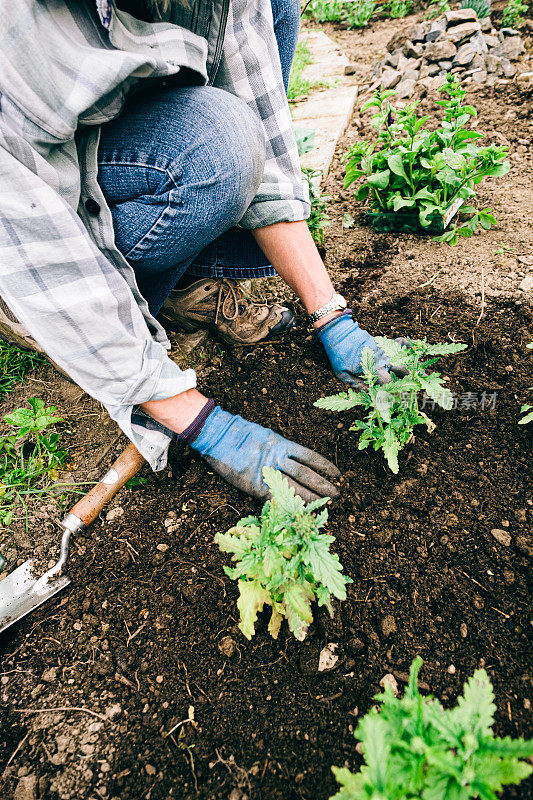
[190,406,340,502]
[317,313,407,388]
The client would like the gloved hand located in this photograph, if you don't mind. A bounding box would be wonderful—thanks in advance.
[317,312,408,388]
[189,406,340,502]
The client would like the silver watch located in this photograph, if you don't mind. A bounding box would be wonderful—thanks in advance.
[308,292,347,323]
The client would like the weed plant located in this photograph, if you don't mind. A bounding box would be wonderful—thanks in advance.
[502,0,528,27]
[0,342,43,401]
[216,467,350,641]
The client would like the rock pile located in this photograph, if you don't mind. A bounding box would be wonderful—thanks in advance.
[376,8,525,98]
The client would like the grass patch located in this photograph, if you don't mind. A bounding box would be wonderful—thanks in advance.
[288,39,325,100]
[0,341,43,401]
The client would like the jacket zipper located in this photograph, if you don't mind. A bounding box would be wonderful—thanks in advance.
[208,0,230,84]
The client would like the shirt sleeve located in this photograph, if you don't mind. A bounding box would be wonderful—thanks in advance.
[213,0,310,229]
[0,143,196,471]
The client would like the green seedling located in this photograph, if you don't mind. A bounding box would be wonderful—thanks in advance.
[315,339,466,473]
[384,0,412,18]
[494,242,514,255]
[302,168,332,246]
[344,75,510,245]
[304,0,376,26]
[329,656,533,800]
[0,398,68,527]
[0,341,44,401]
[425,0,450,19]
[215,467,350,641]
[502,0,528,27]
[519,341,533,425]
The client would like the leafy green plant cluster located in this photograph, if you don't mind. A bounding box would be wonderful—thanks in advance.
[519,341,533,425]
[303,167,332,246]
[0,398,68,527]
[215,467,350,641]
[315,338,466,473]
[303,0,376,27]
[461,0,491,19]
[425,0,451,19]
[384,0,412,19]
[0,341,43,401]
[344,75,510,245]
[502,0,528,27]
[330,656,533,800]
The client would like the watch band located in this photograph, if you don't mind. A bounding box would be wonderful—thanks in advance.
[308,293,347,323]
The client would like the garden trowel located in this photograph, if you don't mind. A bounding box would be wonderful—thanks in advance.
[0,443,146,635]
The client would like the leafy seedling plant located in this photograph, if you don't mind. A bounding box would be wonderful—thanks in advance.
[0,341,44,401]
[315,338,466,473]
[329,656,533,800]
[519,341,533,425]
[302,167,332,246]
[215,467,351,641]
[344,75,510,244]
[502,0,528,28]
[0,398,68,527]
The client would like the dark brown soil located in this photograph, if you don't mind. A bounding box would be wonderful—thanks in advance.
[1,14,533,800]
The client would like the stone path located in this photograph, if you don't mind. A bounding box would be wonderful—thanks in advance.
[292,29,358,183]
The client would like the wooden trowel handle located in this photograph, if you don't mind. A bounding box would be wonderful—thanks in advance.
[69,443,146,527]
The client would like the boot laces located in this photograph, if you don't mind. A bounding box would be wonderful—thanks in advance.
[214,280,266,326]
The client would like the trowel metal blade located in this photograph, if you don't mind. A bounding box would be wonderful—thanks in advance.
[0,560,70,635]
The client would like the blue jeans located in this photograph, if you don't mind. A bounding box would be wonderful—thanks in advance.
[97,0,301,314]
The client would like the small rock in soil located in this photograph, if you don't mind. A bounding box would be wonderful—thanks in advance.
[381,615,397,637]
[460,623,468,638]
[381,68,401,90]
[42,666,59,683]
[106,506,124,521]
[379,673,398,695]
[14,776,37,800]
[218,636,237,658]
[318,643,339,672]
[516,72,533,87]
[491,528,511,547]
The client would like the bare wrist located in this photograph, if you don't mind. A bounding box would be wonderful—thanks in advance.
[141,388,210,434]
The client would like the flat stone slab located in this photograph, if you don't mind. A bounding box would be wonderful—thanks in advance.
[293,29,358,183]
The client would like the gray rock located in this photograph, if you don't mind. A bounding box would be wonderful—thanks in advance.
[395,78,417,98]
[14,777,37,800]
[471,53,485,69]
[485,53,502,73]
[472,69,487,83]
[384,50,400,68]
[491,528,511,547]
[437,60,454,71]
[500,59,516,78]
[419,63,440,78]
[519,273,533,291]
[426,29,444,43]
[502,36,524,61]
[470,31,488,53]
[381,615,397,637]
[403,41,424,59]
[381,68,402,90]
[344,63,357,75]
[447,22,482,44]
[425,40,457,62]
[500,27,520,38]
[445,8,478,25]
[454,43,477,65]
[480,16,492,32]
[405,22,426,43]
[403,69,420,82]
[484,34,499,48]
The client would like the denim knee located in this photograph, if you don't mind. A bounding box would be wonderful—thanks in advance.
[199,88,266,226]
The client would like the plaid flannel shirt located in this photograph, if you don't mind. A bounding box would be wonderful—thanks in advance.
[0,0,309,470]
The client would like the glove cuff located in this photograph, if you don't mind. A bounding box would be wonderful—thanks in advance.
[316,310,354,340]
[176,398,216,444]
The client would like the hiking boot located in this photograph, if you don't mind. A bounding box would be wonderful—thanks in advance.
[0,296,68,377]
[158,278,295,346]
